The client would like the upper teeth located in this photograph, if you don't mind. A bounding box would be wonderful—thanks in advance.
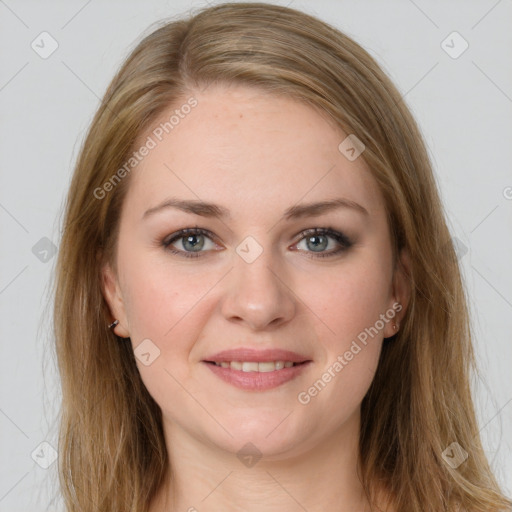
[214,361,295,372]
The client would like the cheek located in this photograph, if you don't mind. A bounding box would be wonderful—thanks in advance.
[119,254,223,379]
[295,263,389,422]
[119,250,210,339]
[119,259,217,401]
[294,257,391,409]
[305,257,392,348]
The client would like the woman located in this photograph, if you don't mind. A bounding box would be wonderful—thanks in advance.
[52,2,511,511]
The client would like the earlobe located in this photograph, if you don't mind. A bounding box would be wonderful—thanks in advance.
[100,263,131,338]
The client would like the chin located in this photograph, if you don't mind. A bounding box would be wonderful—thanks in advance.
[210,413,312,457]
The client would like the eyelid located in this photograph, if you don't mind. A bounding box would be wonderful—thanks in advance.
[163,227,218,245]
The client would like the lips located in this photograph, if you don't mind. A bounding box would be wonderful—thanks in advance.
[203,347,311,364]
[202,347,312,391]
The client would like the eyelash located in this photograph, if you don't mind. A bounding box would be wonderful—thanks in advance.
[161,227,353,259]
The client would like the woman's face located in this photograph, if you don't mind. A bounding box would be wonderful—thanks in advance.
[102,84,409,459]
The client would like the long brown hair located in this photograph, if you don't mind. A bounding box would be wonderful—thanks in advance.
[52,3,511,511]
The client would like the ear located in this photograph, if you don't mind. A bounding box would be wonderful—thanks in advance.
[383,247,412,338]
[100,262,131,338]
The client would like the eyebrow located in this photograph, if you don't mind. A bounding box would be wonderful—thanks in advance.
[142,197,369,221]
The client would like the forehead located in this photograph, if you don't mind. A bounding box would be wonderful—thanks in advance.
[124,84,384,219]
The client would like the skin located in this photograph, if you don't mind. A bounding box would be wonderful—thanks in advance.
[102,83,410,511]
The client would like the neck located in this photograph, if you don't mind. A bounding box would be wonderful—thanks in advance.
[150,410,378,512]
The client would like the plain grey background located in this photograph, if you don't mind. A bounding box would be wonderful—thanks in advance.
[1,1,511,510]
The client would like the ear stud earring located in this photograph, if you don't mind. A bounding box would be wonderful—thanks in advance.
[108,319,119,330]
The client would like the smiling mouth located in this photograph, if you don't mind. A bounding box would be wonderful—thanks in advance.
[204,360,309,372]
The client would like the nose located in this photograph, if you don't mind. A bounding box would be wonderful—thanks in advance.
[220,246,296,331]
